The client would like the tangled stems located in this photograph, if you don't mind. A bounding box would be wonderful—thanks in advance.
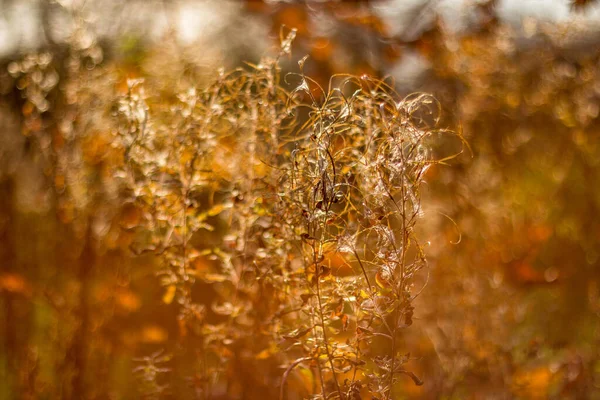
[116,34,463,399]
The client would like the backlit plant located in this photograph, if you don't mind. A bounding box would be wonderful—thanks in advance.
[117,30,460,399]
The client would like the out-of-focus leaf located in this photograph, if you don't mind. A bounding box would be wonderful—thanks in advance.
[0,273,32,297]
[162,284,176,304]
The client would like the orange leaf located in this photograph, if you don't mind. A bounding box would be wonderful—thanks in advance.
[0,273,31,297]
[162,285,176,304]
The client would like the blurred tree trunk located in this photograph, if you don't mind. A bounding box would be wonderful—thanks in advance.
[66,221,94,400]
[0,178,16,399]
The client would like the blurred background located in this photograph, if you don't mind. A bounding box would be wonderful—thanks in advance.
[1,0,600,399]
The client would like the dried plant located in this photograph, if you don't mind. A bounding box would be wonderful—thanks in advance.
[116,29,461,399]
[5,2,600,399]
[133,350,172,399]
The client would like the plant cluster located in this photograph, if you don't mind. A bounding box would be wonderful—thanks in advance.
[1,23,135,400]
[4,2,600,399]
[409,18,600,398]
[116,31,458,399]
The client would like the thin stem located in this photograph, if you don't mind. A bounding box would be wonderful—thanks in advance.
[279,357,312,400]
